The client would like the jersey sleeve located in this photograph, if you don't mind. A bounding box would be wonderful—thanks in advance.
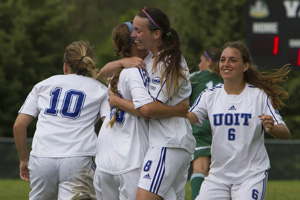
[126,68,154,109]
[149,60,191,104]
[189,90,209,126]
[99,94,110,118]
[18,84,40,118]
[263,95,286,126]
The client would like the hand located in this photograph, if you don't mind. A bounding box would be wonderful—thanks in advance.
[259,114,274,133]
[121,57,146,69]
[108,91,121,108]
[175,98,190,118]
[20,161,30,182]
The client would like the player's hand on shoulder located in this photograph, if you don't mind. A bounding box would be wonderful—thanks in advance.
[122,57,146,69]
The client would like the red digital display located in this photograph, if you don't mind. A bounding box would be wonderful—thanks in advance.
[246,0,300,69]
[273,36,279,55]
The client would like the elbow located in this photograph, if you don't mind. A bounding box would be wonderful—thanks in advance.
[139,105,153,117]
[281,131,291,140]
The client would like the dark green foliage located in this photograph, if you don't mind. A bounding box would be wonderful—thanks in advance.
[0,0,299,139]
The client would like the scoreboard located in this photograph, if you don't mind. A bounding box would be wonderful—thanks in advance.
[246,0,300,69]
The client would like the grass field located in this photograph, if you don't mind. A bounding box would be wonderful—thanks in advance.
[0,179,299,199]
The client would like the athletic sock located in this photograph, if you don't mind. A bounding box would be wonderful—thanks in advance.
[190,172,205,200]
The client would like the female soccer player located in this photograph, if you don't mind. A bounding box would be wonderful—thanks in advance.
[13,41,109,200]
[188,41,291,200]
[94,21,189,200]
[189,47,223,200]
[110,7,196,200]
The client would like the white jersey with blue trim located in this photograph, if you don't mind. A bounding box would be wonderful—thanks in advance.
[96,68,154,175]
[190,83,286,184]
[19,74,109,157]
[147,56,196,154]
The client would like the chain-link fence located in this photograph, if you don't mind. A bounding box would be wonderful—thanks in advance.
[1,138,299,180]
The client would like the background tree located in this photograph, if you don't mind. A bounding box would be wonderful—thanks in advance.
[0,0,299,138]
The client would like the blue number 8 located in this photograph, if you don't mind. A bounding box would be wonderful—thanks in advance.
[144,160,152,172]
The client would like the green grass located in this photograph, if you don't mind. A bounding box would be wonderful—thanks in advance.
[0,179,299,199]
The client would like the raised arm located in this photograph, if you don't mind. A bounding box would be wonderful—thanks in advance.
[98,57,146,78]
[13,113,35,182]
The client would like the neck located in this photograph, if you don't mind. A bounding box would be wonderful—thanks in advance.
[224,81,246,95]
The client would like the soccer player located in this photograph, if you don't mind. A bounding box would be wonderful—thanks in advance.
[189,47,223,200]
[116,7,196,200]
[94,21,189,200]
[188,41,291,200]
[13,41,109,200]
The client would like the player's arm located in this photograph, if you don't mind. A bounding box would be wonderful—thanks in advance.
[139,98,189,118]
[13,113,35,182]
[187,111,199,124]
[108,91,189,118]
[98,57,146,78]
[259,115,290,139]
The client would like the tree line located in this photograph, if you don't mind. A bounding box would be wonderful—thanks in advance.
[1,0,299,138]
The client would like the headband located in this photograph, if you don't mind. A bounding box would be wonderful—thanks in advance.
[123,22,134,48]
[142,8,165,33]
[204,51,215,63]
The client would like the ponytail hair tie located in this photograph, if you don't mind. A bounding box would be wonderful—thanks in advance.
[80,56,85,61]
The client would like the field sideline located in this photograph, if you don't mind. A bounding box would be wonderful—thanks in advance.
[0,179,299,199]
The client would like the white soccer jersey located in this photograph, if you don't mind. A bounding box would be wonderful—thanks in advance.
[190,83,286,184]
[96,68,154,175]
[19,74,109,157]
[147,56,196,154]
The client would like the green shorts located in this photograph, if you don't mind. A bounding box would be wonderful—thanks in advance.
[192,120,212,160]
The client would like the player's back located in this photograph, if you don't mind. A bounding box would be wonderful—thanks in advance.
[20,74,108,157]
[96,68,153,174]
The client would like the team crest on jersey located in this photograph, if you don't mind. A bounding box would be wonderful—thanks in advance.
[152,76,161,85]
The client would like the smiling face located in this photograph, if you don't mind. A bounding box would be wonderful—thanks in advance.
[132,16,160,54]
[219,47,249,83]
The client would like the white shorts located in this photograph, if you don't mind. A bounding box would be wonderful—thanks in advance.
[94,168,141,200]
[138,147,191,200]
[28,155,96,200]
[196,171,268,200]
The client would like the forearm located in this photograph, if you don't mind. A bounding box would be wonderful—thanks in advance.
[112,97,142,117]
[13,114,34,162]
[269,123,291,140]
[98,60,124,78]
[13,125,29,162]
[139,101,186,118]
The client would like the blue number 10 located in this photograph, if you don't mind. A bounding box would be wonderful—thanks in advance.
[45,87,86,119]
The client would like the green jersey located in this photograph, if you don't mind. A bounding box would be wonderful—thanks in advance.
[189,70,223,158]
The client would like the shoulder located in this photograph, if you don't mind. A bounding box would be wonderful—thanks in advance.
[34,75,62,87]
[203,84,223,96]
[120,67,146,78]
[246,83,265,95]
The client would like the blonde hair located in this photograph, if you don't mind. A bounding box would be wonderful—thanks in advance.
[64,41,99,79]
